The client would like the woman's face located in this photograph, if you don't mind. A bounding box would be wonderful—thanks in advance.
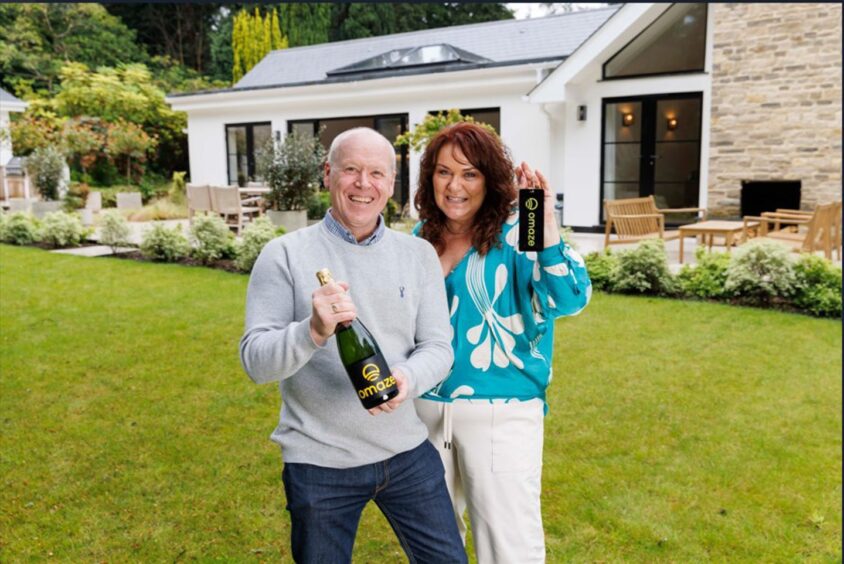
[432,143,486,227]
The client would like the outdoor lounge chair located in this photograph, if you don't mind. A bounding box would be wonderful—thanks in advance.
[210,186,260,235]
[603,195,707,248]
[742,201,837,259]
[763,201,842,260]
[186,184,213,223]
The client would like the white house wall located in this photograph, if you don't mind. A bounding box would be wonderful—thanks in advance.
[0,109,12,167]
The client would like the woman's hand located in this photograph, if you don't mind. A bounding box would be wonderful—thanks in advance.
[516,162,561,248]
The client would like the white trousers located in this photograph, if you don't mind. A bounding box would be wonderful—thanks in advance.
[415,398,546,564]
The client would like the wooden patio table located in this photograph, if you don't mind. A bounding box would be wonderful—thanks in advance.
[678,220,759,264]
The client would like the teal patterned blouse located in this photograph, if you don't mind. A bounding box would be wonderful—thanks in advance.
[413,212,592,405]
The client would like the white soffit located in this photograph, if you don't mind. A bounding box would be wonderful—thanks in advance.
[528,3,673,104]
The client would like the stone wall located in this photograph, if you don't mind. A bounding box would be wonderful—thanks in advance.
[708,3,842,217]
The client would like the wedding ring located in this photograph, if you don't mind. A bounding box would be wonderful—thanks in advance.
[331,303,339,313]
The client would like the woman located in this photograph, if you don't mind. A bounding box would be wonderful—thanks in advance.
[412,122,591,564]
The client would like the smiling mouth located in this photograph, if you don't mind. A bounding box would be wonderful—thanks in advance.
[349,195,374,204]
[446,196,468,203]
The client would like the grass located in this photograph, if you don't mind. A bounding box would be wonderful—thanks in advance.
[0,244,840,562]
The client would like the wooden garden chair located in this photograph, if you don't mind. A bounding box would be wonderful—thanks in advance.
[186,184,212,223]
[763,201,841,260]
[742,201,836,259]
[210,186,260,235]
[603,195,707,248]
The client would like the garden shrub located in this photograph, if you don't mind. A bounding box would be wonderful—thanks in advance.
[677,248,731,299]
[127,199,186,222]
[382,198,400,228]
[140,223,190,262]
[40,211,87,248]
[792,254,842,318]
[1,212,40,245]
[235,216,281,272]
[613,238,677,295]
[169,171,187,205]
[583,249,619,291]
[99,210,131,251]
[307,190,331,220]
[26,145,65,201]
[724,239,796,303]
[190,213,234,264]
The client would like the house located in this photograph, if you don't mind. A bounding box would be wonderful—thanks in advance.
[166,3,842,229]
[0,87,30,202]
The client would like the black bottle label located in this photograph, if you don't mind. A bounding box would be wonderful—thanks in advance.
[519,188,544,251]
[345,353,399,409]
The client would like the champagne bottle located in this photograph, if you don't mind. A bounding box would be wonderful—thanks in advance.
[316,269,399,409]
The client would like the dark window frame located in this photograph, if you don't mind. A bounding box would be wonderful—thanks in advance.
[598,91,704,224]
[427,106,501,133]
[602,3,708,81]
[225,121,272,186]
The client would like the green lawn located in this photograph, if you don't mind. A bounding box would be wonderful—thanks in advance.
[1,244,841,563]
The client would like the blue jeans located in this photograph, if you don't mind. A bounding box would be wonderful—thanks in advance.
[282,439,467,564]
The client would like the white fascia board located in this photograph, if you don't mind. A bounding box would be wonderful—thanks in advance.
[166,64,550,113]
[3,100,28,113]
[528,3,670,104]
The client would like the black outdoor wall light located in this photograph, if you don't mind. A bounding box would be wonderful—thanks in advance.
[667,117,678,131]
[622,112,634,127]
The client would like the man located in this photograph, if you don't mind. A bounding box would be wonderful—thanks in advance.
[239,128,466,563]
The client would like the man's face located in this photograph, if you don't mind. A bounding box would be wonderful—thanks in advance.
[324,132,395,241]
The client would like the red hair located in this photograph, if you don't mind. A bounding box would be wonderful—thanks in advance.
[414,122,516,256]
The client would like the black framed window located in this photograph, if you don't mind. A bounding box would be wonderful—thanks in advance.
[603,3,707,80]
[428,107,501,134]
[287,114,410,208]
[226,122,271,186]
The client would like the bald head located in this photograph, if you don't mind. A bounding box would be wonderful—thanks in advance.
[327,127,396,174]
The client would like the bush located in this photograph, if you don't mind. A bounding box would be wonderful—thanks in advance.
[583,249,619,291]
[792,255,842,317]
[169,171,187,205]
[1,212,40,245]
[307,190,331,220]
[40,211,87,248]
[677,248,731,299]
[127,198,187,222]
[190,213,234,264]
[99,210,131,251]
[256,131,326,211]
[382,198,400,228]
[140,223,190,262]
[724,240,796,303]
[235,216,281,272]
[26,146,66,201]
[613,238,677,295]
[63,181,90,212]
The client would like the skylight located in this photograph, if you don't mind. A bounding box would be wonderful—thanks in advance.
[327,44,490,76]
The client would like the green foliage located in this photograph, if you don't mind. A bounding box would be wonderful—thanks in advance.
[613,238,677,295]
[583,249,619,292]
[677,247,731,299]
[382,198,400,228]
[232,8,287,83]
[105,119,158,183]
[98,209,131,252]
[8,111,62,155]
[234,216,279,273]
[256,132,326,212]
[307,190,331,220]
[39,211,87,248]
[724,240,796,303]
[169,171,187,205]
[25,145,66,201]
[792,254,842,318]
[63,182,89,212]
[280,4,331,47]
[394,108,499,152]
[189,213,235,264]
[61,117,106,174]
[139,223,190,262]
[0,212,40,245]
[0,3,147,94]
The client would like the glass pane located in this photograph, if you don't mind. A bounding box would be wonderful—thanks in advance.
[604,183,639,201]
[603,143,641,182]
[227,126,246,155]
[228,156,238,185]
[465,109,500,134]
[253,124,272,153]
[654,142,700,183]
[605,3,707,78]
[653,183,699,215]
[604,102,642,142]
[292,122,315,137]
[656,98,701,141]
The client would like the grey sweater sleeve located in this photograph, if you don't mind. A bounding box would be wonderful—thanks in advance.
[391,241,454,398]
[238,240,321,384]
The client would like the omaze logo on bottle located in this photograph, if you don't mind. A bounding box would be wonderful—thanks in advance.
[362,363,380,382]
[358,376,397,399]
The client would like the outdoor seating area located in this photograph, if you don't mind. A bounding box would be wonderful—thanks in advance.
[186,183,264,234]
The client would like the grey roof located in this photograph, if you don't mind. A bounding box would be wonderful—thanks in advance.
[234,7,618,90]
[0,87,26,106]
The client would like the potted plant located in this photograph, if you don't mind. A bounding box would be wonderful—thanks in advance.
[256,131,326,232]
[26,145,67,218]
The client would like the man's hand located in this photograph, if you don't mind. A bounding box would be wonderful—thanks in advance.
[309,280,357,347]
[367,369,410,416]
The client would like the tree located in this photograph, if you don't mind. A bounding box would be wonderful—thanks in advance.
[231,7,287,83]
[0,3,146,95]
[278,4,331,47]
[105,119,157,183]
[394,109,498,152]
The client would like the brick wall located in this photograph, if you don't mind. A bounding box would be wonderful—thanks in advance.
[708,3,842,217]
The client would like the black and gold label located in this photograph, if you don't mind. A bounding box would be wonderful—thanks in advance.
[345,354,399,408]
[519,189,544,252]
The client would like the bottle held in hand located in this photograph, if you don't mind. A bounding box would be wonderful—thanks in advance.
[316,269,399,409]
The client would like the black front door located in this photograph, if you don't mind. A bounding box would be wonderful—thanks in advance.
[601,93,703,223]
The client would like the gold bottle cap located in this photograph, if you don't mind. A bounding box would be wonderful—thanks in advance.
[316,268,333,286]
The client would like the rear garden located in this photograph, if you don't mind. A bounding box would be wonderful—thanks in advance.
[1,244,840,562]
